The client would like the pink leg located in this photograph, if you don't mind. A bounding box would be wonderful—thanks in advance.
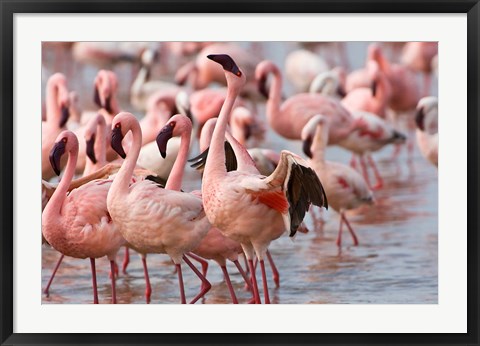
[109,261,119,279]
[221,265,238,304]
[391,143,402,160]
[359,156,372,188]
[186,252,209,291]
[110,260,117,304]
[43,253,64,297]
[90,258,99,304]
[366,154,384,190]
[176,263,187,304]
[248,259,262,304]
[266,250,280,288]
[182,255,212,304]
[122,246,130,274]
[342,212,359,246]
[259,259,271,304]
[233,259,253,291]
[141,256,151,304]
[336,215,344,247]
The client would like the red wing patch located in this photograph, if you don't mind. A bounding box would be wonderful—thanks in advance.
[251,190,289,214]
[337,177,349,189]
[359,127,384,140]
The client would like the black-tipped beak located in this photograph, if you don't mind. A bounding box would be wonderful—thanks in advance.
[207,54,242,76]
[111,126,126,159]
[105,95,113,113]
[86,134,97,164]
[94,86,102,108]
[371,80,377,97]
[49,140,66,176]
[392,130,407,143]
[337,85,347,98]
[59,105,70,128]
[415,107,425,131]
[257,75,269,99]
[156,124,174,159]
[302,136,313,159]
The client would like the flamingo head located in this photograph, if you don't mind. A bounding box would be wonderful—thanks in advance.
[52,75,70,128]
[207,54,246,88]
[94,70,117,113]
[111,112,138,159]
[156,114,192,158]
[301,115,329,159]
[84,114,106,164]
[49,130,78,176]
[415,96,438,133]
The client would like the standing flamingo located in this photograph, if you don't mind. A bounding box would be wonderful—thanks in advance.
[302,115,374,246]
[201,54,328,304]
[415,97,438,167]
[42,73,70,180]
[42,131,126,303]
[107,112,211,304]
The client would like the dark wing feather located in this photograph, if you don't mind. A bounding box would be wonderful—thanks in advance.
[188,142,237,172]
[145,175,166,188]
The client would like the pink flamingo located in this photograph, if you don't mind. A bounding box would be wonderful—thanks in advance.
[302,115,374,246]
[308,68,347,98]
[83,114,108,176]
[401,42,438,96]
[415,97,438,167]
[255,60,367,145]
[201,54,328,304]
[107,112,211,304]
[42,131,126,304]
[42,73,71,180]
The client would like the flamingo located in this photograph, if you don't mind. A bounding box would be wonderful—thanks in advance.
[42,131,126,304]
[302,115,374,247]
[308,68,347,98]
[201,54,328,304]
[415,97,438,167]
[401,42,438,96]
[107,112,211,304]
[42,73,70,180]
[285,49,329,93]
[255,60,367,145]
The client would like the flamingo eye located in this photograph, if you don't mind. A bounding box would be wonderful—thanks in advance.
[115,123,121,129]
[236,71,242,77]
[62,137,67,143]
[169,121,176,127]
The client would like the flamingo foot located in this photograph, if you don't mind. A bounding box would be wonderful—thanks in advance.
[43,253,65,297]
[183,255,211,304]
[122,247,130,274]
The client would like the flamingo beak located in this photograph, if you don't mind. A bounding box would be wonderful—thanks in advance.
[49,140,66,176]
[337,85,347,98]
[156,123,174,159]
[415,107,425,131]
[111,125,126,159]
[105,95,113,113]
[86,134,97,164]
[207,54,241,76]
[371,80,377,97]
[302,136,313,159]
[257,75,269,99]
[94,86,102,108]
[244,124,252,141]
[59,105,70,128]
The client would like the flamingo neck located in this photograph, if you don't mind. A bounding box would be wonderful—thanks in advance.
[265,65,283,125]
[374,72,391,104]
[46,82,60,126]
[204,85,239,177]
[166,129,190,191]
[96,121,107,169]
[311,125,328,163]
[44,145,78,218]
[131,65,149,98]
[113,125,142,194]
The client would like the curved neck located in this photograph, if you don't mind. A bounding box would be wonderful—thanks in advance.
[112,124,142,194]
[204,84,239,177]
[131,65,149,97]
[265,65,283,124]
[43,145,78,217]
[96,120,107,168]
[311,124,329,163]
[374,72,391,104]
[46,82,60,126]
[166,129,191,191]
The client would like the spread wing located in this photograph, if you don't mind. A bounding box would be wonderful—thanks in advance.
[188,141,237,172]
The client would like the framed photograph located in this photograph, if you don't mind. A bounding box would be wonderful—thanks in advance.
[1,0,479,345]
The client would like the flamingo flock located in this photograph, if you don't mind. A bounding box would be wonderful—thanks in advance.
[41,41,438,304]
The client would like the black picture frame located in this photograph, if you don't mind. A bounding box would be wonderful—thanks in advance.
[1,1,479,345]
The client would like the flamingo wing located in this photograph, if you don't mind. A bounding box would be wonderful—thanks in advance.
[189,141,237,172]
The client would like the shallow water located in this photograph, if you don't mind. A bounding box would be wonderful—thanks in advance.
[42,42,438,304]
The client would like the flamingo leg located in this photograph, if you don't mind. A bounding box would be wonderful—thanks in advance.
[122,246,130,274]
[266,250,280,288]
[366,154,384,190]
[43,253,64,297]
[342,212,359,246]
[175,263,187,304]
[110,260,117,304]
[141,256,152,304]
[336,214,344,247]
[248,259,262,304]
[221,265,238,304]
[183,255,211,304]
[259,259,271,304]
[359,156,372,188]
[233,259,253,291]
[186,252,209,291]
[90,258,99,304]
